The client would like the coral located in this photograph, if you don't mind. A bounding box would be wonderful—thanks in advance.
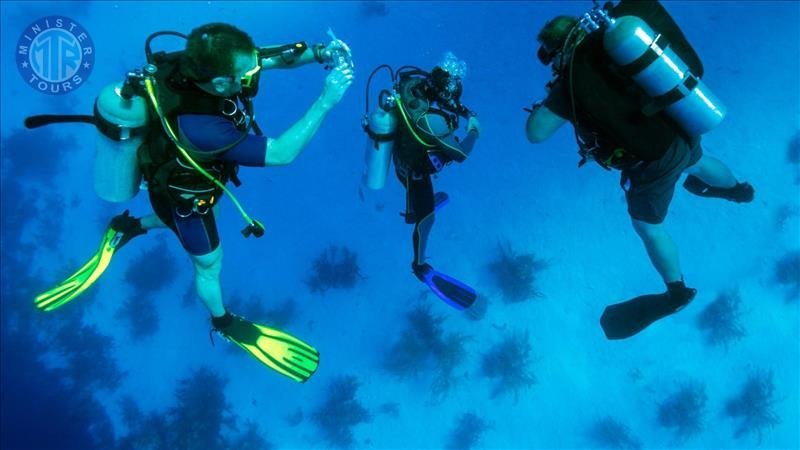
[657,381,707,442]
[446,412,490,450]
[377,402,400,418]
[311,375,371,448]
[383,304,470,400]
[2,127,73,184]
[773,250,800,302]
[307,245,364,294]
[167,367,233,450]
[115,294,160,340]
[118,368,270,450]
[181,283,196,308]
[285,408,304,427]
[360,1,389,17]
[53,316,124,391]
[229,421,272,450]
[1,328,115,450]
[725,370,781,443]
[696,290,746,348]
[481,332,537,401]
[587,416,642,450]
[774,204,799,230]
[124,239,178,296]
[487,241,546,303]
[787,131,800,165]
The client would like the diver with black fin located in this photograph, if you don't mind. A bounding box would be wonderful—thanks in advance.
[28,23,354,382]
[362,53,480,310]
[525,1,754,339]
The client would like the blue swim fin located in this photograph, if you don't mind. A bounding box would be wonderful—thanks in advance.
[413,263,477,310]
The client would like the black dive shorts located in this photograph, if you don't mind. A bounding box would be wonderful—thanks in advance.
[148,190,220,256]
[621,136,703,225]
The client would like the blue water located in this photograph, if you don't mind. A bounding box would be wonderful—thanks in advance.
[1,1,798,449]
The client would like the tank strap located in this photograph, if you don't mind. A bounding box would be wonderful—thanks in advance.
[641,73,699,116]
[616,33,670,77]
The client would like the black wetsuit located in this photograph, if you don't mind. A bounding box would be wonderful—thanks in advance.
[392,78,478,264]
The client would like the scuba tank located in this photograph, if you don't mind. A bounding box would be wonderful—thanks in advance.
[576,3,725,137]
[361,64,473,188]
[362,89,397,190]
[92,80,149,202]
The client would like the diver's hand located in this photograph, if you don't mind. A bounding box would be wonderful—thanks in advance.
[466,116,481,137]
[319,66,354,108]
[321,39,354,70]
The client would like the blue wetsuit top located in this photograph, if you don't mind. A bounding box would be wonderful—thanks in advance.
[178,114,268,166]
[149,114,268,256]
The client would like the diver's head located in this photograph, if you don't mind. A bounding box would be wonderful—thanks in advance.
[182,23,260,97]
[427,52,467,112]
[537,15,579,66]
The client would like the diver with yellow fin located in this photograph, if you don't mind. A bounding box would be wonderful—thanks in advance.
[27,23,354,382]
[525,1,754,339]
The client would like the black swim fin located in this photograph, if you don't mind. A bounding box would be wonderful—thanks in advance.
[600,281,696,339]
[683,175,754,203]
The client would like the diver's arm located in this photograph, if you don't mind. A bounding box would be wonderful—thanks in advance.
[259,42,322,70]
[526,102,567,143]
[423,114,478,163]
[265,66,354,166]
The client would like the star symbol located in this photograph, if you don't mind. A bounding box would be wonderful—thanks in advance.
[83,62,91,69]
[21,61,28,68]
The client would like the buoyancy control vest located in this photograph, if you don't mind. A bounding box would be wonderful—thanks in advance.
[392,76,460,174]
[566,0,706,168]
[136,52,248,215]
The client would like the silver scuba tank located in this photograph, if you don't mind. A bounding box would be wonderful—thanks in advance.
[93,82,148,202]
[362,107,397,190]
[602,15,726,136]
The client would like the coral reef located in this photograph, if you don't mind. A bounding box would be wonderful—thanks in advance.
[725,370,781,443]
[360,0,389,17]
[657,381,707,442]
[285,408,304,427]
[487,241,546,303]
[53,316,125,391]
[229,421,273,450]
[377,402,400,418]
[1,328,116,450]
[311,375,371,448]
[383,303,470,400]
[117,367,258,450]
[124,239,178,296]
[788,131,800,164]
[773,250,800,302]
[696,290,746,348]
[587,416,642,449]
[481,332,537,401]
[446,412,490,450]
[117,239,179,339]
[115,295,160,341]
[307,245,364,294]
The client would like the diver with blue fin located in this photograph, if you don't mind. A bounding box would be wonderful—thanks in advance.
[27,23,355,382]
[525,1,754,339]
[362,54,480,310]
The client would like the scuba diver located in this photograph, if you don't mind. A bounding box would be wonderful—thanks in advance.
[27,23,354,382]
[525,1,754,339]
[362,53,480,310]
